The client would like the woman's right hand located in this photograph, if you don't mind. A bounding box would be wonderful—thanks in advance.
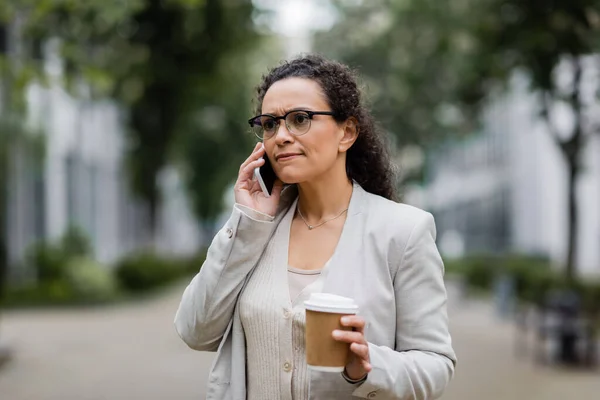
[234,143,283,217]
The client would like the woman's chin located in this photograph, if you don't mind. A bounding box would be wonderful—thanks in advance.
[277,174,303,185]
[276,165,320,185]
[279,178,298,185]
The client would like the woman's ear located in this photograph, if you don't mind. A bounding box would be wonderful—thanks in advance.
[338,117,359,153]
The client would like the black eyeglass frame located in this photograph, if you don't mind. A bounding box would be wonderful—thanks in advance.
[247,109,336,140]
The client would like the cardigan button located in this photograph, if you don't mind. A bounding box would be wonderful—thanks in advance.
[283,362,292,372]
[367,391,378,398]
[225,228,233,238]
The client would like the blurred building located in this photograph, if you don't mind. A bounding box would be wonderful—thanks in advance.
[413,71,600,277]
[3,39,200,282]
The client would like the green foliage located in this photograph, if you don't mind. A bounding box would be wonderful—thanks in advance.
[446,253,600,310]
[318,0,600,145]
[445,254,503,290]
[26,241,68,282]
[463,0,600,95]
[114,251,183,292]
[2,0,270,227]
[65,257,119,303]
[501,255,555,303]
[578,281,600,313]
[181,248,208,276]
[5,256,120,307]
[4,245,206,308]
[3,226,108,306]
[3,280,75,307]
[25,224,92,282]
[60,225,93,259]
[114,248,207,293]
[316,0,478,146]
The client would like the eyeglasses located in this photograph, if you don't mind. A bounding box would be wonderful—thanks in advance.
[248,109,335,140]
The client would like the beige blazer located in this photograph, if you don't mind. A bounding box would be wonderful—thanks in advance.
[174,183,457,400]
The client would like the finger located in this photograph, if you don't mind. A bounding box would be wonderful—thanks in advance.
[340,316,366,331]
[239,143,264,171]
[238,157,265,182]
[247,178,261,193]
[332,330,366,345]
[239,143,264,172]
[350,343,370,360]
[362,360,373,372]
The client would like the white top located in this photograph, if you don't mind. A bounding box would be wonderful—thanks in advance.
[287,266,322,304]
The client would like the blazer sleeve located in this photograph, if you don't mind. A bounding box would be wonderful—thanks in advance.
[352,212,457,400]
[174,204,275,352]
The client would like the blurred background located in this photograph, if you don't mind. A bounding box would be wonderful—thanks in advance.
[0,0,599,399]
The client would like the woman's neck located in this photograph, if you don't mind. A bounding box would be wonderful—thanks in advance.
[296,168,353,221]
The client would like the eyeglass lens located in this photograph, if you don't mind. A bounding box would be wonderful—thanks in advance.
[253,111,312,139]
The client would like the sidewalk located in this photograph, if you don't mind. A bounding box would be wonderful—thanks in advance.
[0,341,11,369]
[0,285,212,400]
[0,282,598,399]
[443,298,600,399]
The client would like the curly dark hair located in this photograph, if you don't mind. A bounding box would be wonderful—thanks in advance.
[254,54,397,201]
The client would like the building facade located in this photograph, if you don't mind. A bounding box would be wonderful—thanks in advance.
[416,72,600,277]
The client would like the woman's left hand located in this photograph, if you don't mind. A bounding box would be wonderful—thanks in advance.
[332,315,372,381]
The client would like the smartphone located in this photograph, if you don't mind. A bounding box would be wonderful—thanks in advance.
[254,155,277,197]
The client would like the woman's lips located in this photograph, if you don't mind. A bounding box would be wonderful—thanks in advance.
[276,154,302,161]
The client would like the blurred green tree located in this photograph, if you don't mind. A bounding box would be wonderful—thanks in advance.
[317,0,600,280]
[0,9,40,300]
[1,0,266,235]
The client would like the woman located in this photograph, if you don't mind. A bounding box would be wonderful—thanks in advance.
[175,55,457,400]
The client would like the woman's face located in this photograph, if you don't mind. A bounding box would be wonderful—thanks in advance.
[260,77,354,184]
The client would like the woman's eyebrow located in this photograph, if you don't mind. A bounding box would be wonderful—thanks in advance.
[287,107,315,112]
[262,106,315,116]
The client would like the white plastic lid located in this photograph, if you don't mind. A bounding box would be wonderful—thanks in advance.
[304,293,358,314]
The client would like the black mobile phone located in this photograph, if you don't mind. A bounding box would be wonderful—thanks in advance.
[254,154,277,197]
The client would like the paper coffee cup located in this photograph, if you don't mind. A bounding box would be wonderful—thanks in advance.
[304,293,359,372]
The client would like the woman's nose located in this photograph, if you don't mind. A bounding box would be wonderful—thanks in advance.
[273,122,294,144]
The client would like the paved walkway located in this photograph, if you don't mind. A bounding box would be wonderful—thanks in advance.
[0,284,212,400]
[443,298,600,399]
[0,281,598,399]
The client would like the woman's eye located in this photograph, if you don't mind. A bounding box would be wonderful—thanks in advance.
[294,114,309,124]
[263,120,276,130]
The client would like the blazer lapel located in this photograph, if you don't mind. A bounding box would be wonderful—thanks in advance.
[321,182,368,297]
[274,196,299,309]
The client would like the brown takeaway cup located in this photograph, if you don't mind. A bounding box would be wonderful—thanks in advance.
[304,293,359,372]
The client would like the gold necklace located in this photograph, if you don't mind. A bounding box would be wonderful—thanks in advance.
[297,206,349,230]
